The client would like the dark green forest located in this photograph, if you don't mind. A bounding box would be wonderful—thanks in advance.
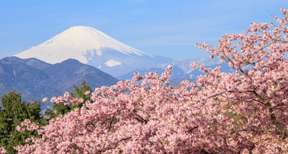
[0,82,91,154]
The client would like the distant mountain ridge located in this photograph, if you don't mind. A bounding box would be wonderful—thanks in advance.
[118,65,189,85]
[0,57,118,101]
[15,26,173,77]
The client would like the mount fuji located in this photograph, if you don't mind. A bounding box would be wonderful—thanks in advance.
[16,26,172,77]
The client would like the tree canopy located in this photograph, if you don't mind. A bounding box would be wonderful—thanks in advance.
[11,9,288,153]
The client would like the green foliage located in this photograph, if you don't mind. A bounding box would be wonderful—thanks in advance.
[72,81,92,102]
[0,82,92,153]
[43,81,92,120]
[42,104,71,121]
[0,92,42,154]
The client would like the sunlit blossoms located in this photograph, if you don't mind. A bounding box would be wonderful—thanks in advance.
[0,147,6,154]
[16,119,40,133]
[51,91,84,106]
[13,8,288,154]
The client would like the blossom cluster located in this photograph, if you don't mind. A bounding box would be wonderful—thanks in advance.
[0,147,6,154]
[13,8,288,154]
[16,119,40,133]
[51,91,84,106]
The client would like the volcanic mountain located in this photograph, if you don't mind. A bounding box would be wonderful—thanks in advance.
[16,26,171,77]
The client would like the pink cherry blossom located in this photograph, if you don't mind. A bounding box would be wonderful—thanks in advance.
[15,8,288,154]
[16,119,40,133]
[0,147,6,154]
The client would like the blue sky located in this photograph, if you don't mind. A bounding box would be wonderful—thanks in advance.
[0,0,287,60]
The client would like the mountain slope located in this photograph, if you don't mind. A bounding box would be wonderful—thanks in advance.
[15,26,172,76]
[0,57,118,101]
[16,26,142,64]
[44,59,118,92]
[118,65,189,85]
[0,57,57,101]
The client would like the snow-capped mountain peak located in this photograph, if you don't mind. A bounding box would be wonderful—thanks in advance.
[16,25,143,64]
[15,25,173,77]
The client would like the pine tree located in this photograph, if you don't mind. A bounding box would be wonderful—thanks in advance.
[43,81,92,120]
[0,92,41,154]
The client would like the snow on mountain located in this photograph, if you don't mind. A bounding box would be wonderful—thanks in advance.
[104,59,122,67]
[16,26,142,63]
[15,26,173,76]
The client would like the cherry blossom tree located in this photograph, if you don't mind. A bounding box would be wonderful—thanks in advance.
[14,8,288,154]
